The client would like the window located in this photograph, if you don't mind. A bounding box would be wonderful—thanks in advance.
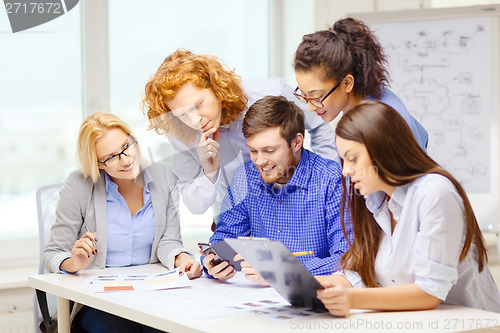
[108,0,270,228]
[0,6,82,241]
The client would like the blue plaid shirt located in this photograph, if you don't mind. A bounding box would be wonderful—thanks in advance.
[210,149,350,276]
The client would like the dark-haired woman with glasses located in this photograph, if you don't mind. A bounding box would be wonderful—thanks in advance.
[294,17,428,150]
[44,112,201,333]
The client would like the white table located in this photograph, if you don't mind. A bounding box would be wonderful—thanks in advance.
[29,264,500,333]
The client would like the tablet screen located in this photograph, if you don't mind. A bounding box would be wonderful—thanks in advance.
[225,238,327,312]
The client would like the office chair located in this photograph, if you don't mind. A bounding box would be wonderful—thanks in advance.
[33,182,64,333]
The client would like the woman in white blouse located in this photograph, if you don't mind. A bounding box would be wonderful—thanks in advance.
[317,100,500,315]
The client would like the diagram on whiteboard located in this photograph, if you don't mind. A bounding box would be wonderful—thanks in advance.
[372,17,491,193]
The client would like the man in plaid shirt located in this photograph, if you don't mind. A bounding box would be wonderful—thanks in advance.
[202,96,350,283]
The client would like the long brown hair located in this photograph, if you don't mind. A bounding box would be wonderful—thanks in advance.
[336,100,487,287]
[294,17,388,99]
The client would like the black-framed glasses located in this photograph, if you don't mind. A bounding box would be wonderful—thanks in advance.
[293,78,343,108]
[98,139,138,167]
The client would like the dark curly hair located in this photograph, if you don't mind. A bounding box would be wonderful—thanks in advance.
[294,17,389,99]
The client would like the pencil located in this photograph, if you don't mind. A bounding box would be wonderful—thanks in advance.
[85,225,97,246]
[292,251,314,256]
[85,225,92,236]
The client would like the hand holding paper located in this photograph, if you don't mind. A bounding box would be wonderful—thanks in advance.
[236,254,269,286]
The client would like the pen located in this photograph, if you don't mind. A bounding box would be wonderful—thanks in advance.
[85,225,98,253]
[292,251,314,256]
[85,225,93,239]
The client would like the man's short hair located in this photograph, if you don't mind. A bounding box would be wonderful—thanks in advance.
[242,96,305,146]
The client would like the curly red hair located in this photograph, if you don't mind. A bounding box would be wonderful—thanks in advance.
[142,49,248,144]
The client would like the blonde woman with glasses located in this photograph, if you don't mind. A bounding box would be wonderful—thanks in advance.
[44,112,201,333]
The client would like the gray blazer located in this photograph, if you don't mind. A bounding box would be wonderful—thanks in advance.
[44,162,189,273]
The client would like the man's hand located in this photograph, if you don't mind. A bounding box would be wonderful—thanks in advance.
[235,254,268,286]
[201,252,236,281]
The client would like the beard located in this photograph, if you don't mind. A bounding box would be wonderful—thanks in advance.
[259,149,297,184]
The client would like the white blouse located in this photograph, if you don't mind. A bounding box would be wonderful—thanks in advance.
[168,78,337,217]
[341,173,500,313]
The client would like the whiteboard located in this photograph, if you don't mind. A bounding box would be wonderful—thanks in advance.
[353,5,500,231]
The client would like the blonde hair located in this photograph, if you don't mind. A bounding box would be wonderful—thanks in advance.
[142,48,248,144]
[77,112,144,183]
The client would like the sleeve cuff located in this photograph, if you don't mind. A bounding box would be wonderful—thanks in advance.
[333,269,366,288]
[412,253,457,300]
[58,256,76,274]
[199,167,221,187]
[199,255,216,279]
[167,248,194,270]
[180,169,220,214]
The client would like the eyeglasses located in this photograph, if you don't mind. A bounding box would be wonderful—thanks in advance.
[98,139,138,167]
[293,78,343,108]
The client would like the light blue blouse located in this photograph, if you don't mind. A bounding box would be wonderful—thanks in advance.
[367,87,429,150]
[104,170,155,267]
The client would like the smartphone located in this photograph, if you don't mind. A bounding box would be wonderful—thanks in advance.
[198,242,223,266]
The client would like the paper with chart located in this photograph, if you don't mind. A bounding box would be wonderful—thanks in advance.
[372,17,491,193]
[83,268,190,292]
[117,273,325,321]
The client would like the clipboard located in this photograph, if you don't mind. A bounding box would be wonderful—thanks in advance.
[225,237,327,312]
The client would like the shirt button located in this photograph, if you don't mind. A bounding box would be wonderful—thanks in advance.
[127,251,130,254]
[278,229,282,233]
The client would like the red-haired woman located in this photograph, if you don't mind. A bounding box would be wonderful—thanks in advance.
[142,49,336,223]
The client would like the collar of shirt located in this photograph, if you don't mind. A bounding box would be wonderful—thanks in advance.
[257,148,313,193]
[103,168,154,194]
[387,183,410,219]
[219,112,245,131]
[365,181,413,236]
[364,190,386,214]
[220,118,240,130]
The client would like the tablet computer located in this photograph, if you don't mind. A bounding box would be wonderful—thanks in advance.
[225,237,327,312]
